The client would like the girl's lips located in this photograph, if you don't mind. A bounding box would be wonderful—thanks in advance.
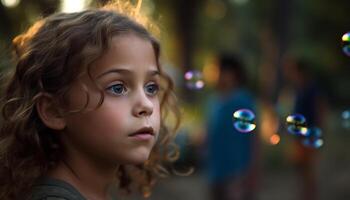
[129,132,154,140]
[128,127,154,140]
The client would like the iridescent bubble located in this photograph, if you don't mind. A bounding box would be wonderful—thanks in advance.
[232,109,256,133]
[286,114,309,136]
[342,32,350,57]
[184,70,205,90]
[301,127,323,149]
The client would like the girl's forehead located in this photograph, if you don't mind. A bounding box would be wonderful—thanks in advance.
[109,33,151,49]
[89,33,158,78]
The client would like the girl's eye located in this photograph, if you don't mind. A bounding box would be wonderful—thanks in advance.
[145,83,159,96]
[107,83,127,96]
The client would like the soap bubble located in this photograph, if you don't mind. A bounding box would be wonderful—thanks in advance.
[301,127,323,149]
[342,32,350,57]
[184,70,205,90]
[232,109,256,133]
[286,114,309,136]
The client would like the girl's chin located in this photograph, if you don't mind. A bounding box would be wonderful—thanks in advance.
[123,149,152,164]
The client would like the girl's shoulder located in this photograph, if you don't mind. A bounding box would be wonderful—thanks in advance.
[29,177,86,200]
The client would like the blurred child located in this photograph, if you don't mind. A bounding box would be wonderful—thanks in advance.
[283,57,327,200]
[205,54,260,200]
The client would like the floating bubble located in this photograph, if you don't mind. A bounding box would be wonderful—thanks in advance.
[286,113,306,124]
[301,127,323,149]
[184,70,205,90]
[342,32,350,57]
[302,138,324,149]
[232,109,256,133]
[286,114,309,136]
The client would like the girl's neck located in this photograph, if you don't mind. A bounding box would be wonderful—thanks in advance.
[47,155,118,200]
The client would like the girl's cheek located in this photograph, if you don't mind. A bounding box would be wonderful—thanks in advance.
[101,100,128,123]
[154,101,161,130]
[66,86,101,111]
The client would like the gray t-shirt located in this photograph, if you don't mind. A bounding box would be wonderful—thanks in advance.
[29,177,119,200]
[29,177,87,200]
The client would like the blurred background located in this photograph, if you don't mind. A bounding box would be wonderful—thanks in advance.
[0,0,349,199]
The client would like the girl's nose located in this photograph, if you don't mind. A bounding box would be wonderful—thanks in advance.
[132,88,154,117]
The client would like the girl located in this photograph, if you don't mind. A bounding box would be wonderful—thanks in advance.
[0,1,180,200]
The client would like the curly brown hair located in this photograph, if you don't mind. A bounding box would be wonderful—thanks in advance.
[0,2,181,199]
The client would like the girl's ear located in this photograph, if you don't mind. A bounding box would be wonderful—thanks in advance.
[36,93,66,130]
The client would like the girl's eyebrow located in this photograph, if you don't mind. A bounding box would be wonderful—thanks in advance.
[96,68,160,79]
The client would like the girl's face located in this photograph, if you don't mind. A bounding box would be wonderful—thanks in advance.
[62,33,160,165]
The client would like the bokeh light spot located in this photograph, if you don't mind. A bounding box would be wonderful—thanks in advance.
[1,0,20,8]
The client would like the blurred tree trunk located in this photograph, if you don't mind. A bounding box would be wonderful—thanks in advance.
[35,0,60,16]
[173,0,200,101]
[0,3,13,39]
[154,0,201,101]
[173,0,199,73]
[271,0,294,103]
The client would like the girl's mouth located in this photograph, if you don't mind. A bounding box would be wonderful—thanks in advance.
[128,127,154,140]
